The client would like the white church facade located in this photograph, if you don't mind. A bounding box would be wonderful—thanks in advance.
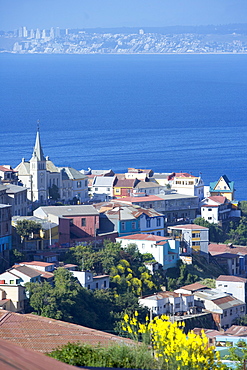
[15,130,88,205]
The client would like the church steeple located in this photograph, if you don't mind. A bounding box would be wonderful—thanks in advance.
[32,125,45,161]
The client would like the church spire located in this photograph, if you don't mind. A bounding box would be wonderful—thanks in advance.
[32,123,45,161]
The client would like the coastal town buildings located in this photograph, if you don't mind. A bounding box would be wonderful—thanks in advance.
[94,201,166,237]
[200,196,232,224]
[216,275,247,303]
[33,205,100,245]
[209,175,235,201]
[167,172,205,201]
[175,283,246,330]
[209,243,247,276]
[116,233,180,270]
[15,129,88,205]
[139,291,194,316]
[167,224,209,256]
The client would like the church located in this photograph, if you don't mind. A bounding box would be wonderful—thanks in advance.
[15,129,88,205]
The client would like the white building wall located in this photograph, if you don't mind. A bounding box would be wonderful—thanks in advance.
[117,238,165,266]
[216,280,246,302]
[201,207,219,223]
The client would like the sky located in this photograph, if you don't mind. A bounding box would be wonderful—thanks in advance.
[1,0,247,31]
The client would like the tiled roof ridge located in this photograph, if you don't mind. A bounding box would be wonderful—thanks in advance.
[0,311,12,326]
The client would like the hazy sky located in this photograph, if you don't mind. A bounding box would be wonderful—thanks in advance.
[1,0,247,31]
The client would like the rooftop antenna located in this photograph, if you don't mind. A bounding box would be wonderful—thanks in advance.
[37,119,40,131]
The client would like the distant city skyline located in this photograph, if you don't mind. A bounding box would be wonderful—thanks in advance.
[1,0,247,31]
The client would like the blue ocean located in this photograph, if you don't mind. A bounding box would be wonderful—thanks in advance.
[0,54,247,199]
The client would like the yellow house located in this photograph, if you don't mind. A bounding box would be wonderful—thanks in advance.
[209,175,235,201]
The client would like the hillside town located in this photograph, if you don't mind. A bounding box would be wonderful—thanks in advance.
[1,128,247,367]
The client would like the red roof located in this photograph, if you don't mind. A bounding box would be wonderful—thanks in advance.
[119,195,163,203]
[175,173,196,178]
[179,282,208,292]
[209,243,247,256]
[117,234,169,242]
[114,178,137,188]
[18,261,55,267]
[0,310,133,353]
[0,338,75,370]
[208,196,227,204]
[170,224,208,230]
[0,166,16,173]
[216,275,247,283]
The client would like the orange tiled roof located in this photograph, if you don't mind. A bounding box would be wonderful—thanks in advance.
[0,311,132,353]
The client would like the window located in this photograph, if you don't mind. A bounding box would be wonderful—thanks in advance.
[121,222,126,231]
[157,218,161,227]
[96,282,98,289]
[95,187,98,191]
[157,232,161,236]
[142,243,145,249]
[9,280,14,284]
[104,280,107,288]
[208,208,212,211]
[131,222,136,230]
[146,219,151,228]
[81,218,86,227]
[175,303,180,308]
[230,309,232,316]
[77,181,81,188]
[224,311,227,317]
[107,188,110,191]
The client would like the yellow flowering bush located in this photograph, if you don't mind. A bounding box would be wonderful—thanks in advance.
[122,312,224,370]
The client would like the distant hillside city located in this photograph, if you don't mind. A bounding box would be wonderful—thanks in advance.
[1,23,247,54]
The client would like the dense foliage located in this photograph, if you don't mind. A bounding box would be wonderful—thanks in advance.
[48,342,154,369]
[49,313,224,370]
[15,219,42,239]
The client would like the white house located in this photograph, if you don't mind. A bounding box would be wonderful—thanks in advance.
[16,261,56,272]
[200,196,232,224]
[116,234,180,270]
[139,291,194,316]
[193,288,246,330]
[168,173,205,201]
[167,224,209,256]
[133,181,165,196]
[72,270,109,290]
[91,176,116,201]
[216,275,247,303]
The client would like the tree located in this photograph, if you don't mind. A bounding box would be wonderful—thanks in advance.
[15,219,42,239]
[226,217,247,246]
[15,219,42,249]
[240,201,247,217]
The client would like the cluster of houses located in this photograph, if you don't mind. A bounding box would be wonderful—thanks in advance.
[0,129,246,340]
[0,258,110,313]
[139,277,247,331]
[0,129,241,262]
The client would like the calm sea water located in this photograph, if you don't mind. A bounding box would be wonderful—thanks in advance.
[0,54,247,199]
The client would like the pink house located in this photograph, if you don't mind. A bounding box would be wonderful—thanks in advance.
[34,205,100,246]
